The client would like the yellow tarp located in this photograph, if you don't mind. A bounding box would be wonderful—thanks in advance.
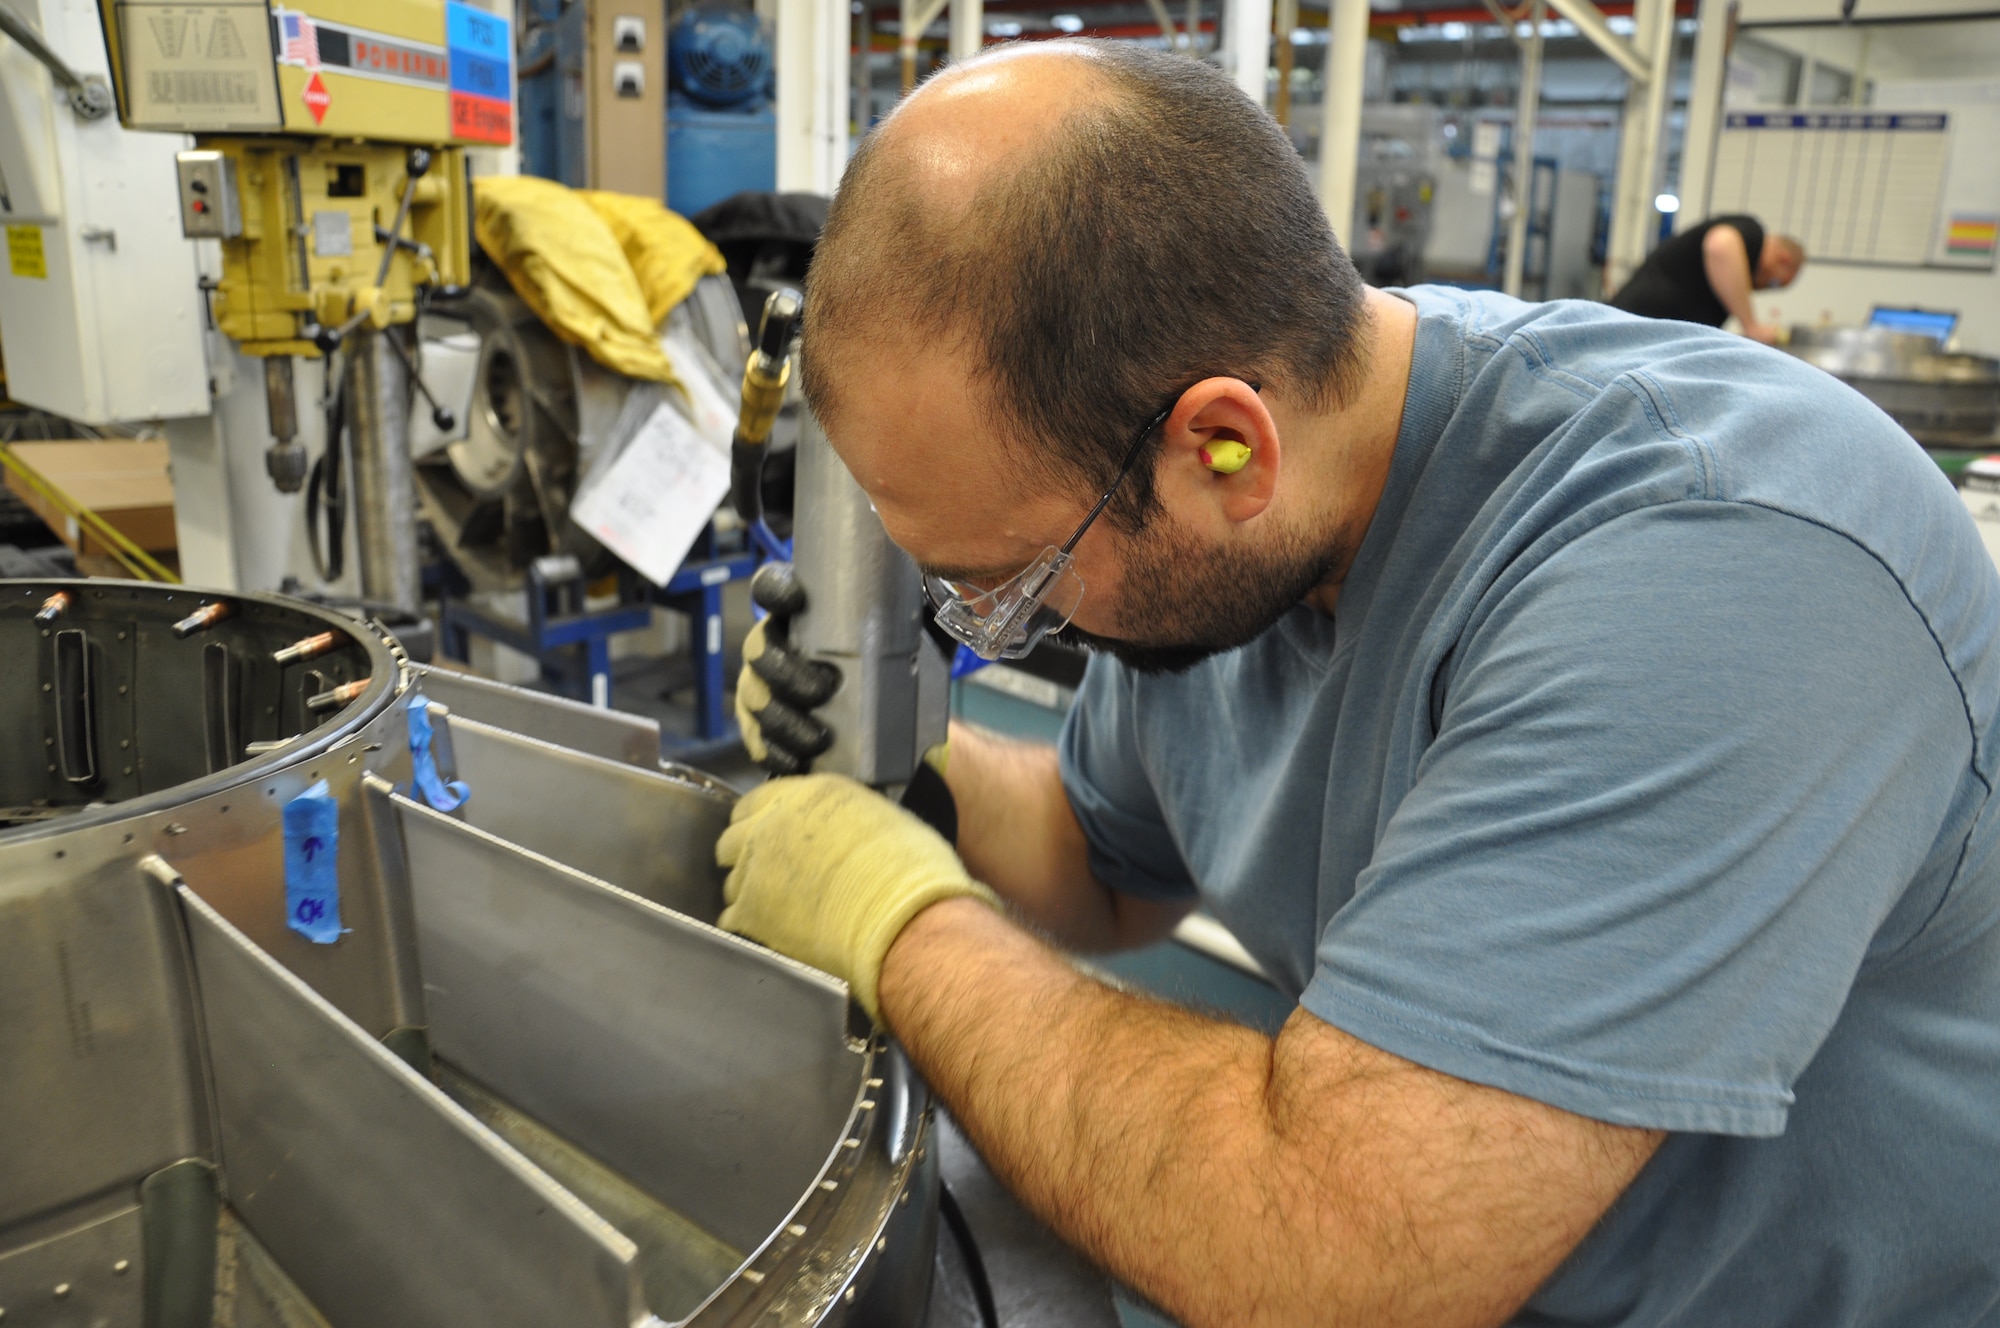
[472,177,724,384]
[581,191,729,327]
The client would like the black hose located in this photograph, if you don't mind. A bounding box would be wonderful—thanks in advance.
[937,1180,1002,1328]
[308,353,348,583]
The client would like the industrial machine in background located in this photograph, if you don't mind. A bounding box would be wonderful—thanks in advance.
[1287,102,1596,299]
[81,0,513,616]
[413,265,747,592]
[4,0,766,728]
[1785,325,2000,447]
[0,0,210,429]
[1348,159,1435,286]
[517,0,667,196]
[515,0,780,212]
[667,7,779,218]
[418,257,766,734]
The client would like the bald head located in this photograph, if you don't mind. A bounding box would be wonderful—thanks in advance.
[1758,234,1805,290]
[874,44,1110,207]
[801,39,1366,531]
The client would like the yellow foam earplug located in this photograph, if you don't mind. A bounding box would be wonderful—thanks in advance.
[1201,440,1253,475]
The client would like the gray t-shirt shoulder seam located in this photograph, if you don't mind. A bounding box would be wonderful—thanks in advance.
[1483,326,1727,501]
[1732,495,1994,807]
[1726,497,1995,961]
[1550,331,1986,817]
[1311,497,1975,1137]
[1480,495,1987,965]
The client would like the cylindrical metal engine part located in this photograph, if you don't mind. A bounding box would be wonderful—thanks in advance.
[347,329,421,612]
[1785,326,2000,441]
[0,579,940,1328]
[788,414,950,787]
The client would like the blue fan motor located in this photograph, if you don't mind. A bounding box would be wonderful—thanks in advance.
[669,8,773,110]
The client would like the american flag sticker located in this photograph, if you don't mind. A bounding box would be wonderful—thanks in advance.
[279,10,320,68]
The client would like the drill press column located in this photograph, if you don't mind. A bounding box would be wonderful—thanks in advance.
[348,330,421,614]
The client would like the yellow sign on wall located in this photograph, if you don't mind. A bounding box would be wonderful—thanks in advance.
[6,225,46,279]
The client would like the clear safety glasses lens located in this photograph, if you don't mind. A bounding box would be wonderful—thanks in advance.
[925,547,1086,661]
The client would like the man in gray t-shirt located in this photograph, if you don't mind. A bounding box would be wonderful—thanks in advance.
[716,39,2000,1327]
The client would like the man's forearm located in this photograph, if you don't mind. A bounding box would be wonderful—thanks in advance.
[879,898,1662,1328]
[943,720,1181,950]
[880,898,1306,1327]
[1703,228,1761,330]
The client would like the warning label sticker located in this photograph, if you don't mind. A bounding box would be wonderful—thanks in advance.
[114,0,282,131]
[6,225,46,280]
[302,70,330,123]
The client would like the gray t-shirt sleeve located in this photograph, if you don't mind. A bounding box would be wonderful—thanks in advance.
[1304,501,1975,1137]
[1059,655,1201,901]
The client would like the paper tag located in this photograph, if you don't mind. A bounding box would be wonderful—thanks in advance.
[282,780,342,944]
[661,324,741,453]
[571,401,730,586]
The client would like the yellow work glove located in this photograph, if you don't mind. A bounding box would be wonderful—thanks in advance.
[716,773,999,1020]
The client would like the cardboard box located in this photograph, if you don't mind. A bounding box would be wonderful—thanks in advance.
[2,439,176,558]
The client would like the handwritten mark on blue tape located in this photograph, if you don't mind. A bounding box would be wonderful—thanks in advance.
[283,780,342,944]
[407,694,470,812]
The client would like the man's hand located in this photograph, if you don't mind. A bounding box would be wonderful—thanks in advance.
[735,562,839,774]
[1743,320,1781,346]
[714,773,999,1018]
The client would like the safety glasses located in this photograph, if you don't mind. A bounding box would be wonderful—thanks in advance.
[924,398,1175,661]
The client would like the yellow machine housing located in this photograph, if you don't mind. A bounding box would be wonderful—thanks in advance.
[201,139,471,355]
[94,0,509,355]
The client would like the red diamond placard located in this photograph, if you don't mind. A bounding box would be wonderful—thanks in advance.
[302,72,331,125]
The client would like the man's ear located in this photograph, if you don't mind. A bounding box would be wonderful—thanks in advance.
[1156,377,1279,526]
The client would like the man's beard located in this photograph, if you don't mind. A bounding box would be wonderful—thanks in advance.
[1054,513,1349,676]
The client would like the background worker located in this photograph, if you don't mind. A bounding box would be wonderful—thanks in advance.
[724,40,2000,1328]
[1608,213,1805,343]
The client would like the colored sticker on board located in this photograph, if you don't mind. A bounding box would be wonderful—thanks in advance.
[1947,214,1998,259]
[446,1,511,144]
[7,225,46,279]
[283,779,343,943]
[301,70,331,123]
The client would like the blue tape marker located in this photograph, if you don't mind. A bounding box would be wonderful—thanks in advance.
[407,695,471,812]
[283,780,342,945]
[950,644,991,681]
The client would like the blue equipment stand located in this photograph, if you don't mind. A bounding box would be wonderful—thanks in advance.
[654,533,760,741]
[439,525,760,744]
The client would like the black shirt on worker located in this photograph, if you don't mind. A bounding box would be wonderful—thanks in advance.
[1609,215,1766,327]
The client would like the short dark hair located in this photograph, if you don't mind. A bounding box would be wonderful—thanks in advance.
[801,39,1368,531]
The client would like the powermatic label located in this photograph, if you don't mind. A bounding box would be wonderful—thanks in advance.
[445,2,511,144]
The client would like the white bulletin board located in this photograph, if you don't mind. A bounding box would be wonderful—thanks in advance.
[1708,111,1994,270]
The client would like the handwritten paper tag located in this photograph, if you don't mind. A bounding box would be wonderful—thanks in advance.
[571,400,730,587]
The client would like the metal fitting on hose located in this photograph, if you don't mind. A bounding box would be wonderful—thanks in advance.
[731,287,804,525]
